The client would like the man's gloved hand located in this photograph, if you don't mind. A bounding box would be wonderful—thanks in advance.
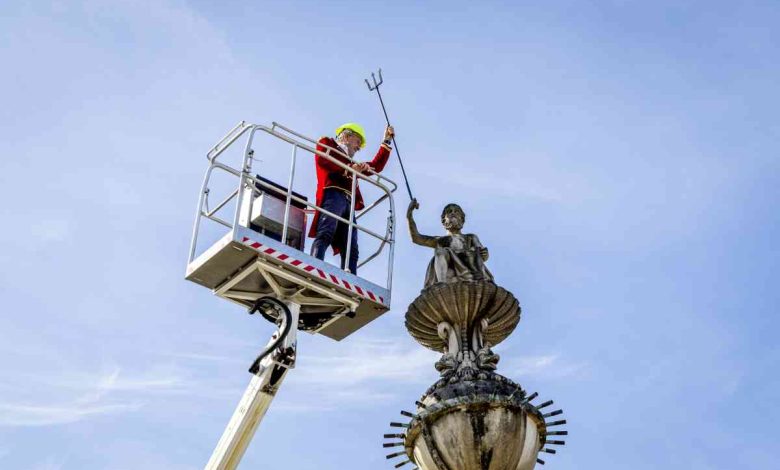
[383,125,395,141]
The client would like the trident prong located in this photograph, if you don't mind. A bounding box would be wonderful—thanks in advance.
[365,68,384,91]
[363,67,414,200]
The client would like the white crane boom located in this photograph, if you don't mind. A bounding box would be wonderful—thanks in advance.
[205,301,300,470]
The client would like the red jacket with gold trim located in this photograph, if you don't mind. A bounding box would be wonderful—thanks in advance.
[308,136,391,240]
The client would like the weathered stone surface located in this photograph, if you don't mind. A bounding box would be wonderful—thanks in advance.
[405,281,521,353]
[406,200,494,288]
[387,225,567,469]
[404,376,546,470]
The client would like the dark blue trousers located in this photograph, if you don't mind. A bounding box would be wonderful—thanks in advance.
[311,188,359,274]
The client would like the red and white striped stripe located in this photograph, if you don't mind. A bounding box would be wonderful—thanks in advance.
[241,236,386,305]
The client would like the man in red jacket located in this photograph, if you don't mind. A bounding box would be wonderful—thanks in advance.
[309,122,395,275]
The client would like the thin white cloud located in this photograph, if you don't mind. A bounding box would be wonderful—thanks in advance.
[168,352,245,365]
[277,342,591,412]
[0,367,186,427]
[30,218,72,243]
[274,388,398,414]
[510,354,559,374]
[272,401,336,413]
[0,402,142,427]
[264,339,440,411]
[277,343,590,411]
[97,367,183,392]
[296,339,439,386]
[150,341,437,412]
[29,456,66,470]
[503,354,589,379]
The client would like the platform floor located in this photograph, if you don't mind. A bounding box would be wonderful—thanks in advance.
[186,226,391,340]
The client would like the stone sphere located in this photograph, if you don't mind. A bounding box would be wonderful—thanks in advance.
[404,377,545,470]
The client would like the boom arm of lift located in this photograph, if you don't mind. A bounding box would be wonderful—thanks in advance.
[204,298,300,470]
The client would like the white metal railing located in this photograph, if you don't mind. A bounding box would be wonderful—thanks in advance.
[188,121,397,290]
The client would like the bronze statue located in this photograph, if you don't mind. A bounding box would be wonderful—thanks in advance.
[407,199,494,288]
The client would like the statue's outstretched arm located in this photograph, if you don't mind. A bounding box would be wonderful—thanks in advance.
[407,199,437,248]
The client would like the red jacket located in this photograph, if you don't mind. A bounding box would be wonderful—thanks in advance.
[308,136,391,240]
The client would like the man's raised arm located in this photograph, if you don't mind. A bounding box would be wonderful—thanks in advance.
[365,125,394,173]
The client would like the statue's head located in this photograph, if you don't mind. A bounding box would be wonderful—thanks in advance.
[441,203,465,231]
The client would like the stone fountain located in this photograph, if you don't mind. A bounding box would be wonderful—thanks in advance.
[383,201,567,470]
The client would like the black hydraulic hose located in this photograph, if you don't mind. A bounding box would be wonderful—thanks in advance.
[247,297,292,374]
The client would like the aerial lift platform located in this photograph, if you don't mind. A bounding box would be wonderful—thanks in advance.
[185,121,398,469]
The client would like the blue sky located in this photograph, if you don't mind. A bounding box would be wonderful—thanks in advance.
[1,1,778,468]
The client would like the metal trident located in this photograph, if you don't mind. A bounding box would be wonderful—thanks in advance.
[365,68,414,200]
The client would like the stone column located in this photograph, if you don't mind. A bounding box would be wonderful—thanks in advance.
[383,280,567,470]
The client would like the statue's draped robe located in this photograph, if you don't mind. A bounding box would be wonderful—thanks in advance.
[424,233,494,288]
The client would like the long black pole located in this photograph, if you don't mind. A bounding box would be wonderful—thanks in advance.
[373,86,414,200]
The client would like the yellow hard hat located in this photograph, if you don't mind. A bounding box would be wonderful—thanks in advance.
[335,122,367,149]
